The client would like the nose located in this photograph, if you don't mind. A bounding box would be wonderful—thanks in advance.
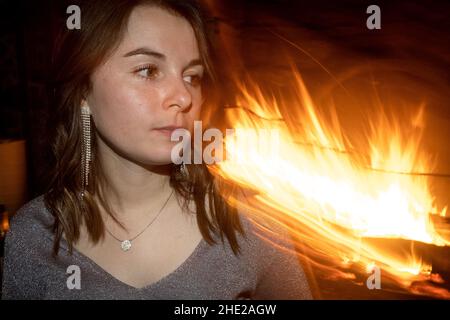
[162,76,192,112]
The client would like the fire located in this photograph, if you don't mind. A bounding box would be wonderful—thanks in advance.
[209,69,449,298]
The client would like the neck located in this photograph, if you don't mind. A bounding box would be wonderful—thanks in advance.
[95,136,173,221]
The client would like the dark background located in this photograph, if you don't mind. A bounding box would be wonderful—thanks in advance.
[0,0,449,299]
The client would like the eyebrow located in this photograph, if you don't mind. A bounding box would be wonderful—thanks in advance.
[123,47,166,59]
[123,47,204,70]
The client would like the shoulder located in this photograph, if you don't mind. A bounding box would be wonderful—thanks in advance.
[2,194,55,299]
[233,210,297,272]
[235,211,313,299]
[236,208,296,253]
[5,194,54,248]
[9,194,54,229]
[229,189,297,256]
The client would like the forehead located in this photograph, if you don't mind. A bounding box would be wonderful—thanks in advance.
[118,5,199,61]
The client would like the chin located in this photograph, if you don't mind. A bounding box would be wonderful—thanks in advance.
[131,156,173,168]
[140,146,175,165]
[117,138,178,166]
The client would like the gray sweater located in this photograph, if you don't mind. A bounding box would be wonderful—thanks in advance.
[1,195,312,300]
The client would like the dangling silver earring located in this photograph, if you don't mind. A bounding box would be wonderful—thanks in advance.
[81,103,91,198]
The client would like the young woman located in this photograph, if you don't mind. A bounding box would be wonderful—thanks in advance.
[1,0,312,299]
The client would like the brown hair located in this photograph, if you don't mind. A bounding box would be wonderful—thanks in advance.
[44,0,244,257]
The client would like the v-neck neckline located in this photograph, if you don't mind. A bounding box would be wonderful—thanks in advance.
[57,233,208,291]
[40,198,209,292]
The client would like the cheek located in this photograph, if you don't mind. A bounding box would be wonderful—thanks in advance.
[87,75,176,164]
[89,78,160,138]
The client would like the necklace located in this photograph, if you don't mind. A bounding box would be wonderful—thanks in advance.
[105,190,174,252]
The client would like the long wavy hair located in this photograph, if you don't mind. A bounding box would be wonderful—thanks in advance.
[44,0,244,257]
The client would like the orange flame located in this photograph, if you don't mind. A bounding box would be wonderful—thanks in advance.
[210,69,449,298]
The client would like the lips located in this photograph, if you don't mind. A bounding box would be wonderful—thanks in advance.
[153,125,187,137]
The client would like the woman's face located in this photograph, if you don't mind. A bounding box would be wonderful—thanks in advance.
[87,5,204,165]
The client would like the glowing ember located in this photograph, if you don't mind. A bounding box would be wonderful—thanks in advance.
[209,69,449,298]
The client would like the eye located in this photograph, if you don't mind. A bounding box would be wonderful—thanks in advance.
[183,74,203,87]
[135,64,159,80]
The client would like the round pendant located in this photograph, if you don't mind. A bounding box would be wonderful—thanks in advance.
[121,240,132,251]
